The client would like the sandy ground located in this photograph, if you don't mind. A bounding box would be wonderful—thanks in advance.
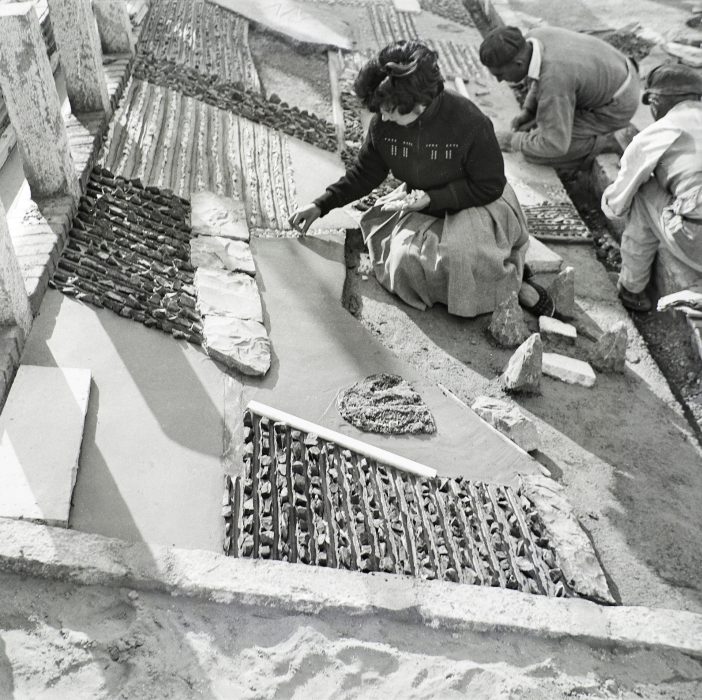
[1,571,701,700]
[342,233,702,615]
[248,27,334,122]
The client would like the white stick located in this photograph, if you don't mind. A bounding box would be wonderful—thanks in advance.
[246,400,437,479]
[454,76,470,99]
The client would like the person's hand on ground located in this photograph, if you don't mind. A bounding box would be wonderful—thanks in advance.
[495,130,514,152]
[510,109,535,132]
[288,203,321,234]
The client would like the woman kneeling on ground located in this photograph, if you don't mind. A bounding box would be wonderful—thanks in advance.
[289,40,553,318]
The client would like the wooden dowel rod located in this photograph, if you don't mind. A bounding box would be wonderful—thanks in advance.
[246,400,437,479]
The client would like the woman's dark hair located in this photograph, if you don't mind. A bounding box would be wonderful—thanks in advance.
[353,40,443,114]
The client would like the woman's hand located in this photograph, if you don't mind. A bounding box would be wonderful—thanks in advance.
[288,203,321,234]
[380,189,430,212]
[375,183,407,207]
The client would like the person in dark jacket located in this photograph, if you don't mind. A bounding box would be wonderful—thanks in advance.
[289,40,552,317]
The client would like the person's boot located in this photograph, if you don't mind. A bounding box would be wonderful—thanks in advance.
[618,284,652,312]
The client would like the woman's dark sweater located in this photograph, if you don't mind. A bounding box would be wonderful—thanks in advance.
[314,90,506,218]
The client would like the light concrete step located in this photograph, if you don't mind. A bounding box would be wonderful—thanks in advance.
[0,365,91,527]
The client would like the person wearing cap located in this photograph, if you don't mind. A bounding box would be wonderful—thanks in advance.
[289,40,556,318]
[479,26,640,170]
[601,63,702,312]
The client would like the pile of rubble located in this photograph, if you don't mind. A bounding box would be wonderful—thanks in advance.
[223,409,574,596]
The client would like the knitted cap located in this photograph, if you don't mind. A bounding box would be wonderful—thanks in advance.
[643,63,702,104]
[479,26,526,68]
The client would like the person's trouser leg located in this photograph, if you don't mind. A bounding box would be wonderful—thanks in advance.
[619,180,671,293]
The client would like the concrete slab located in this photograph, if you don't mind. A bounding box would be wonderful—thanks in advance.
[286,136,360,232]
[0,365,90,527]
[240,235,541,485]
[20,289,226,551]
[209,0,352,50]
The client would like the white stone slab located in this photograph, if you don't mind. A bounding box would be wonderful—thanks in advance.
[393,0,421,12]
[191,191,249,241]
[542,353,596,388]
[472,396,541,453]
[202,315,271,376]
[0,365,91,527]
[190,236,256,276]
[525,236,563,274]
[539,316,577,344]
[209,0,351,50]
[195,267,263,322]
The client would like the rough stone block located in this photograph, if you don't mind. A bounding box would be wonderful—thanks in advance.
[190,237,256,276]
[202,315,271,376]
[539,316,577,345]
[548,266,575,319]
[489,291,529,347]
[0,3,79,200]
[195,267,263,322]
[191,191,249,241]
[500,333,542,394]
[47,0,111,116]
[472,396,541,452]
[525,236,563,274]
[0,365,91,527]
[0,199,32,335]
[542,353,596,388]
[93,0,135,55]
[589,321,627,373]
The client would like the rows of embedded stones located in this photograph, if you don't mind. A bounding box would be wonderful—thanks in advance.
[367,4,418,47]
[50,167,202,343]
[524,203,593,243]
[223,412,572,595]
[420,0,475,26]
[132,55,338,153]
[101,79,297,229]
[425,39,493,82]
[137,0,261,93]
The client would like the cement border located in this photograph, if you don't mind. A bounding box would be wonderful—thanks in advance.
[0,517,700,657]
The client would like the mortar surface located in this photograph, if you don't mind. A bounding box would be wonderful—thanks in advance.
[238,235,541,484]
[19,289,225,551]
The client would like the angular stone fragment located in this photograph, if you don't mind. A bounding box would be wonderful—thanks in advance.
[472,396,541,453]
[500,333,542,394]
[539,316,577,345]
[488,291,529,347]
[589,321,627,373]
[194,267,262,321]
[548,266,575,319]
[337,373,436,435]
[190,236,256,275]
[190,191,249,241]
[202,315,271,376]
[542,353,596,387]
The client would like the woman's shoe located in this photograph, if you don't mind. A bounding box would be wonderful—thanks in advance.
[618,285,652,312]
[521,280,556,317]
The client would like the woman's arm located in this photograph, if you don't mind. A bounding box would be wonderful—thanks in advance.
[424,119,506,211]
[313,123,390,216]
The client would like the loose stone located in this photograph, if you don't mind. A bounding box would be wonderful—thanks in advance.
[589,321,627,373]
[489,291,530,347]
[500,333,543,394]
